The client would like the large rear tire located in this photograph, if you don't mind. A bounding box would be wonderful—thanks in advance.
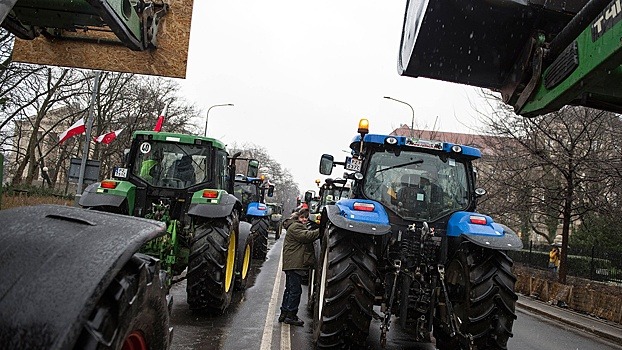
[307,239,321,313]
[312,224,377,349]
[186,212,239,314]
[251,217,269,260]
[434,242,517,350]
[75,253,172,350]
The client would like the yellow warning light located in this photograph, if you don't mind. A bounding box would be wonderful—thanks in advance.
[358,118,369,134]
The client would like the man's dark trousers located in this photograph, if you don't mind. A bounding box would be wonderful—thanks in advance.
[281,270,303,313]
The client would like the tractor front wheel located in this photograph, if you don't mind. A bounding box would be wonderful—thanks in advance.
[235,231,253,291]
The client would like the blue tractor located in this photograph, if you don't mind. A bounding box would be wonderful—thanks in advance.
[311,119,522,349]
[233,170,274,261]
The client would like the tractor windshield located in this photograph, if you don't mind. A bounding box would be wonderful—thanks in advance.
[362,150,470,221]
[132,140,211,188]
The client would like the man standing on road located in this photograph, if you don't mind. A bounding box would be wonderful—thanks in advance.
[279,208,320,326]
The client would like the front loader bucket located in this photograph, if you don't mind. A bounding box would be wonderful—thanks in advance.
[398,0,583,90]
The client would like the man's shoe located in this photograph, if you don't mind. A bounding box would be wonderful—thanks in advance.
[284,315,304,327]
[278,311,288,323]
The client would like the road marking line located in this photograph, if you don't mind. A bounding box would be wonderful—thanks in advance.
[281,322,291,350]
[260,251,283,350]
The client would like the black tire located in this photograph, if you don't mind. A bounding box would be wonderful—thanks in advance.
[434,242,517,350]
[275,221,282,240]
[251,217,269,260]
[307,239,322,312]
[313,224,377,349]
[75,253,172,350]
[186,212,239,314]
[235,232,253,291]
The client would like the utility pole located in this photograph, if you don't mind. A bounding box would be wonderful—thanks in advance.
[75,70,101,206]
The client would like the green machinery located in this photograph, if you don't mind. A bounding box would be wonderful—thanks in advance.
[79,130,256,313]
[399,0,622,117]
[0,0,169,50]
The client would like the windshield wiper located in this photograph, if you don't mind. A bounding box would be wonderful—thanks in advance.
[376,159,423,173]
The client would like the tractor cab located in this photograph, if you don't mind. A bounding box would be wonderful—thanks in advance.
[319,119,482,224]
[117,131,224,191]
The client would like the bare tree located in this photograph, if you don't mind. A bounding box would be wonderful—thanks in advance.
[9,67,90,186]
[85,72,200,179]
[478,97,620,283]
[230,142,300,212]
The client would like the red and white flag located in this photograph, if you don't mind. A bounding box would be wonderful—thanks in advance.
[93,128,124,145]
[58,118,86,144]
[153,102,169,132]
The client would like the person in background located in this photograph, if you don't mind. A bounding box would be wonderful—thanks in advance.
[549,246,560,276]
[278,208,320,326]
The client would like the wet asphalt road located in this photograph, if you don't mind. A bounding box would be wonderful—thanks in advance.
[168,231,435,350]
[167,231,619,350]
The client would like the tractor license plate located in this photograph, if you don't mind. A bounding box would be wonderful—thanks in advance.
[113,167,128,179]
[345,157,362,172]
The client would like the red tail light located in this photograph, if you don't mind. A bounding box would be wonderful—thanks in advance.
[353,202,374,212]
[100,180,118,189]
[202,190,219,199]
[470,216,487,225]
[258,204,267,210]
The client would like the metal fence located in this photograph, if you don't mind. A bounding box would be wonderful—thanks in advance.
[508,241,622,283]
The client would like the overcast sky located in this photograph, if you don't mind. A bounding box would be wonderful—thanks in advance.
[176,1,492,194]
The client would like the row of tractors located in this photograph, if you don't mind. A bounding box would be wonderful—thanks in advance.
[2,103,522,350]
[1,130,286,349]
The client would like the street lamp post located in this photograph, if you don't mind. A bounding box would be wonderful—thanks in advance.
[384,96,414,137]
[205,103,234,137]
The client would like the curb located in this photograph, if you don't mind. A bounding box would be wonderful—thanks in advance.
[516,299,622,345]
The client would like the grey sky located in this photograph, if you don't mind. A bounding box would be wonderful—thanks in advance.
[177,1,491,193]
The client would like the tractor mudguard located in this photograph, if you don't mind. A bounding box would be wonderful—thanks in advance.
[238,220,252,247]
[246,202,269,217]
[0,204,166,349]
[188,191,239,218]
[447,211,523,250]
[78,181,135,212]
[324,199,391,236]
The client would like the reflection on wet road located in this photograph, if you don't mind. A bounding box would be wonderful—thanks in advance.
[168,231,432,350]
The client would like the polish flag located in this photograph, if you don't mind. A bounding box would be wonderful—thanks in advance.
[153,102,169,132]
[58,118,86,144]
[93,128,124,145]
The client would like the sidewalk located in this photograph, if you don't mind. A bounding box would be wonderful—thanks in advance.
[516,294,622,344]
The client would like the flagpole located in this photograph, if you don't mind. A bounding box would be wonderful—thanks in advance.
[75,70,101,206]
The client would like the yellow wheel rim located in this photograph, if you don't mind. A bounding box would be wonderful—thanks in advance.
[224,230,236,293]
[242,244,251,280]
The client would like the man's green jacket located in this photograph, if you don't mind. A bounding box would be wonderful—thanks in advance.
[282,219,320,271]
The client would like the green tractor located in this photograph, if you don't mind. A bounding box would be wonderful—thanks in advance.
[79,130,255,313]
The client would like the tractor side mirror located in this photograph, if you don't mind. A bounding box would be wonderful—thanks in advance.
[319,154,334,175]
[247,159,259,177]
[304,190,314,203]
[267,185,274,197]
[122,148,130,166]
